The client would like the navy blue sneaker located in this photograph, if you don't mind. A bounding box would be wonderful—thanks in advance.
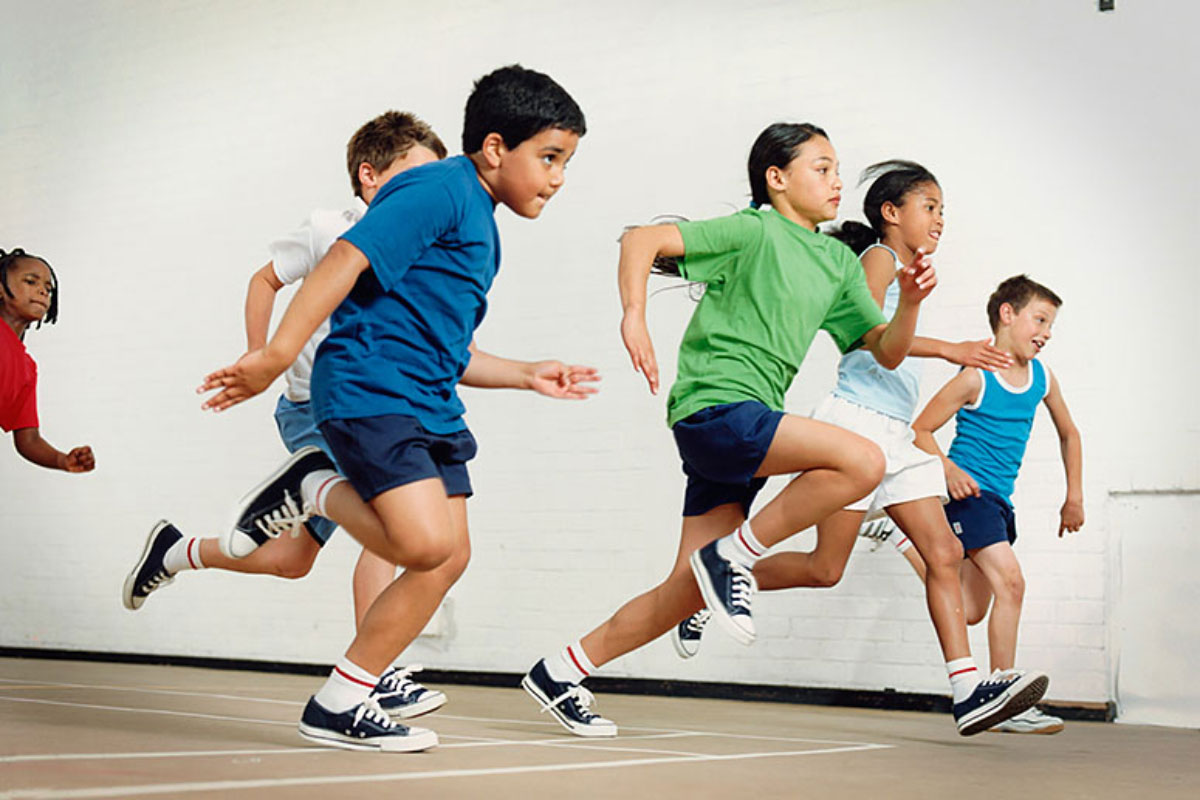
[954,669,1050,736]
[223,446,334,558]
[373,666,447,719]
[689,540,757,645]
[521,659,617,738]
[671,609,711,659]
[122,520,183,610]
[298,696,438,752]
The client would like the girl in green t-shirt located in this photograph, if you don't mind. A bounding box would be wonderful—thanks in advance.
[522,123,935,737]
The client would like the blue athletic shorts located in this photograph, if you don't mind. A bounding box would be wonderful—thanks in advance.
[944,489,1017,553]
[672,401,785,517]
[319,414,476,502]
[273,395,338,544]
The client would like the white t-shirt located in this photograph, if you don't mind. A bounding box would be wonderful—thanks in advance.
[268,199,367,402]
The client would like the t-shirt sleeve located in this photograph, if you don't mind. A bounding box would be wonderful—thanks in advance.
[821,247,889,353]
[340,178,458,292]
[676,212,762,284]
[3,365,38,432]
[268,216,320,285]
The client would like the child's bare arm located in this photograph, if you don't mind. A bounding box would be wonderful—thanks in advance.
[245,263,285,351]
[12,428,94,473]
[461,342,600,400]
[913,368,982,500]
[200,240,369,411]
[858,249,936,369]
[618,224,684,395]
[909,336,1012,371]
[1043,369,1084,536]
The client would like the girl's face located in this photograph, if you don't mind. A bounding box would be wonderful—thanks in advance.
[2,258,54,323]
[888,182,944,255]
[768,136,843,230]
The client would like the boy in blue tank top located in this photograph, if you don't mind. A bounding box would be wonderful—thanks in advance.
[913,274,1084,734]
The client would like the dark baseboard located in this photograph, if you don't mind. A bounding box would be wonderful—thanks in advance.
[0,646,1114,722]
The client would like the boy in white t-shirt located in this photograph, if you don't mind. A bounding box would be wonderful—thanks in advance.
[122,111,450,718]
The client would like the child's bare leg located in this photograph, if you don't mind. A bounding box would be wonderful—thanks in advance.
[343,486,468,674]
[752,509,864,590]
[581,503,743,667]
[886,498,969,661]
[899,544,928,581]
[352,548,397,630]
[748,416,885,548]
[960,557,993,625]
[967,542,1024,671]
[196,531,320,579]
[322,479,453,570]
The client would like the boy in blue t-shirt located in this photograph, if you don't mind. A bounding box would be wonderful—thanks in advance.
[913,274,1084,734]
[199,65,591,752]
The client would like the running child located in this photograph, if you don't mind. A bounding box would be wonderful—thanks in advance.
[1,249,94,474]
[522,122,937,737]
[912,274,1083,734]
[121,111,449,718]
[198,65,591,753]
[669,161,1048,735]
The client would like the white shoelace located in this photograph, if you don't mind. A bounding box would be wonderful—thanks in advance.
[376,665,425,699]
[140,570,174,594]
[980,668,1023,687]
[729,564,756,613]
[858,518,895,550]
[538,684,601,721]
[352,696,396,730]
[253,490,313,539]
[684,609,712,634]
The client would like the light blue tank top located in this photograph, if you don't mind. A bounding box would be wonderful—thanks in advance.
[947,359,1049,501]
[832,244,923,422]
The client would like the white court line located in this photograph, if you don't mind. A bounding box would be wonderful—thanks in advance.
[0,696,291,727]
[0,743,892,799]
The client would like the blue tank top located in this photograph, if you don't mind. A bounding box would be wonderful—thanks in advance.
[947,359,1049,500]
[832,244,923,422]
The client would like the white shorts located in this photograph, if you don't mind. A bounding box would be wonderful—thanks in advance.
[812,394,947,517]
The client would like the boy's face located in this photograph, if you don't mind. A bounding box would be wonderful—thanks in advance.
[489,127,580,219]
[1003,298,1058,360]
[2,258,54,322]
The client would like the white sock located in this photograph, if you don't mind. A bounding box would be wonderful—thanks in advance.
[715,520,767,570]
[947,657,981,703]
[313,657,379,713]
[300,469,346,517]
[162,538,205,574]
[893,532,914,554]
[545,641,594,685]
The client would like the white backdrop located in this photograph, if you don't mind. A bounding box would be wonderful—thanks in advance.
[2,0,1196,725]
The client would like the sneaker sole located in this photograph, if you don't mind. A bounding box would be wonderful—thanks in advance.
[991,718,1065,735]
[222,445,323,559]
[121,520,176,611]
[386,691,448,720]
[520,675,617,738]
[689,549,755,646]
[670,630,699,660]
[958,672,1050,736]
[297,722,438,752]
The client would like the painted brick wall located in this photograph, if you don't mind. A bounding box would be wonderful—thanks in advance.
[2,0,1195,715]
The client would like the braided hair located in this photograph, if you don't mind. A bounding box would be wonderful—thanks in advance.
[0,248,59,329]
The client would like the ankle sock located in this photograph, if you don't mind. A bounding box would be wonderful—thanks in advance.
[947,657,981,703]
[300,469,346,517]
[545,641,594,685]
[893,531,914,554]
[716,520,767,570]
[163,538,205,574]
[314,657,379,713]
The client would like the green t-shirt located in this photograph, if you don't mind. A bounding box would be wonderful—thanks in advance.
[666,208,887,427]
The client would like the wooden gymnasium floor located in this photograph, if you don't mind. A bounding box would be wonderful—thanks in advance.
[0,657,1195,799]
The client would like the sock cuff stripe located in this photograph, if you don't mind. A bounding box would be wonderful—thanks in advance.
[737,527,765,557]
[949,666,978,678]
[186,539,200,571]
[314,474,345,513]
[565,646,590,677]
[333,665,376,689]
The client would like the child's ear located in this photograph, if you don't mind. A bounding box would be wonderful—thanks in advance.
[765,164,786,194]
[880,201,901,225]
[479,132,506,169]
[357,162,377,191]
[999,302,1016,325]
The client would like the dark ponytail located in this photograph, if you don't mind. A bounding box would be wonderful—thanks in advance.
[0,247,59,329]
[747,122,829,208]
[830,160,938,254]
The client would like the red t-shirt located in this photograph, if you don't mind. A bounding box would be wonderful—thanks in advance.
[0,323,39,432]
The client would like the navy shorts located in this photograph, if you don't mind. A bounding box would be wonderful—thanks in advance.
[319,415,477,502]
[944,489,1017,554]
[672,401,785,517]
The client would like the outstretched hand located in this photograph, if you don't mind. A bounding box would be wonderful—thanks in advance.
[897,248,937,304]
[62,445,95,473]
[198,349,283,412]
[621,311,659,394]
[529,361,602,400]
[950,338,1013,371]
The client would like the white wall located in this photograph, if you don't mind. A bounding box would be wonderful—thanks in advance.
[2,0,1196,720]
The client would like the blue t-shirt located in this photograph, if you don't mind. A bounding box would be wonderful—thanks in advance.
[312,156,501,434]
[832,244,923,422]
[947,359,1049,500]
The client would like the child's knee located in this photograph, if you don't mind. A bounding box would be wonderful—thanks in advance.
[995,570,1025,604]
[923,536,964,574]
[809,558,847,588]
[849,442,885,490]
[269,545,318,579]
